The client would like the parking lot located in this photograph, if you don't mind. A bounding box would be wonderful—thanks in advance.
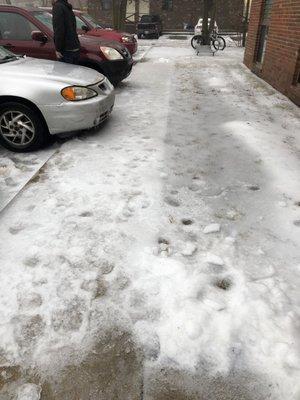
[0,37,300,399]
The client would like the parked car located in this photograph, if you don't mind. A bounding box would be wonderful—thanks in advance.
[74,11,138,55]
[194,18,218,34]
[137,15,163,39]
[0,46,115,152]
[0,5,133,85]
[40,7,138,55]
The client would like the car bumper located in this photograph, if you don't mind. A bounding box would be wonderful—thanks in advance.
[40,92,115,135]
[100,59,133,84]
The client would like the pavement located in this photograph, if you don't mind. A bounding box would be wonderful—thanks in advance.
[0,37,300,400]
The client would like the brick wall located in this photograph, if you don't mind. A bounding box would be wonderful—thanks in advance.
[244,0,300,105]
[150,0,244,31]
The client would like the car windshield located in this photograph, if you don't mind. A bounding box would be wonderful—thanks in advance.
[82,14,102,29]
[0,46,18,63]
[32,11,53,31]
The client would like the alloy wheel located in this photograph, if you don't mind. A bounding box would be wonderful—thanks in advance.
[0,110,35,147]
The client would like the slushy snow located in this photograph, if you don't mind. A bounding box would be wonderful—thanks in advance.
[0,38,300,399]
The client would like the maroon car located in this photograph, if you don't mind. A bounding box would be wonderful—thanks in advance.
[0,5,133,85]
[41,7,138,55]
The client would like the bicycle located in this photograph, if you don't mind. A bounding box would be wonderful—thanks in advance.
[191,29,226,51]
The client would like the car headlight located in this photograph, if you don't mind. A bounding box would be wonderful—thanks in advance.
[121,35,133,43]
[100,46,123,60]
[61,86,98,101]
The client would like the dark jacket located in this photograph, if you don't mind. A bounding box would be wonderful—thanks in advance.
[52,0,80,52]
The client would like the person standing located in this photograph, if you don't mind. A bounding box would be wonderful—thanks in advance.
[52,0,80,64]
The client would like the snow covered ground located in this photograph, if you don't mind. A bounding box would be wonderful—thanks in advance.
[0,39,300,399]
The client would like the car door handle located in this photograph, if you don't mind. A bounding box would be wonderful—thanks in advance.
[3,43,12,49]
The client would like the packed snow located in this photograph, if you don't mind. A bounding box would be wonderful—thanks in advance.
[0,38,300,399]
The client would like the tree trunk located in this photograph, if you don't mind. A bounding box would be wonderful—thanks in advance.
[242,0,251,47]
[202,0,209,45]
[209,0,217,33]
[112,0,128,30]
[135,0,140,25]
[202,0,215,45]
[119,0,128,30]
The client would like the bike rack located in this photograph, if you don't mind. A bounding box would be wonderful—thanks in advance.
[194,44,218,56]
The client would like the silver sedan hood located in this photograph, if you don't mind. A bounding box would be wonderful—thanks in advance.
[1,57,104,86]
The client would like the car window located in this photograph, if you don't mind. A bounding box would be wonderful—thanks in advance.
[32,11,53,31]
[82,14,102,29]
[75,15,87,30]
[0,12,38,41]
[140,15,152,23]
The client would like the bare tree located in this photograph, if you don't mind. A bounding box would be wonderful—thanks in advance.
[112,0,128,30]
[202,0,216,44]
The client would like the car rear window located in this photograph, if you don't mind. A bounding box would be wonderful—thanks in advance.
[140,16,154,23]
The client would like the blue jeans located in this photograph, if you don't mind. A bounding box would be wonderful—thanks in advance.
[59,50,80,65]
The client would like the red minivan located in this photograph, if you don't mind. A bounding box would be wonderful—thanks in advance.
[0,5,133,85]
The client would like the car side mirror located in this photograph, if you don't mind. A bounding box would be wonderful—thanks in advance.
[31,31,48,43]
[81,25,89,32]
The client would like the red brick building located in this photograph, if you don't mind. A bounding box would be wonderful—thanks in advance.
[244,0,300,106]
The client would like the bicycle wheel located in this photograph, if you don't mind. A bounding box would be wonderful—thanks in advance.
[212,38,220,52]
[191,35,204,49]
[217,35,226,50]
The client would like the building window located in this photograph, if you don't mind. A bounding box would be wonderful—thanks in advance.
[101,0,111,10]
[162,0,173,11]
[256,0,273,64]
[293,51,300,86]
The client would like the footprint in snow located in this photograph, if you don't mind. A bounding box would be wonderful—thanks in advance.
[5,177,18,187]
[181,218,194,226]
[18,292,43,311]
[247,185,260,191]
[155,238,172,257]
[214,277,233,291]
[9,222,26,235]
[23,255,40,268]
[79,211,93,218]
[164,196,180,207]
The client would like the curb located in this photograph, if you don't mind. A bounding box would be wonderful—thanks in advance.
[0,148,58,215]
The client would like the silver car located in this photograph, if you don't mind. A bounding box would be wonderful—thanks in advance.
[0,46,115,152]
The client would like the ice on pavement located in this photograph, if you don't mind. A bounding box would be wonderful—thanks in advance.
[0,40,300,399]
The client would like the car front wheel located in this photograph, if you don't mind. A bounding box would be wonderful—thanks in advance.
[0,102,50,152]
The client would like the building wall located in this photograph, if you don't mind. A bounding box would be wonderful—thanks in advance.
[244,0,300,105]
[90,0,244,32]
[150,0,244,31]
